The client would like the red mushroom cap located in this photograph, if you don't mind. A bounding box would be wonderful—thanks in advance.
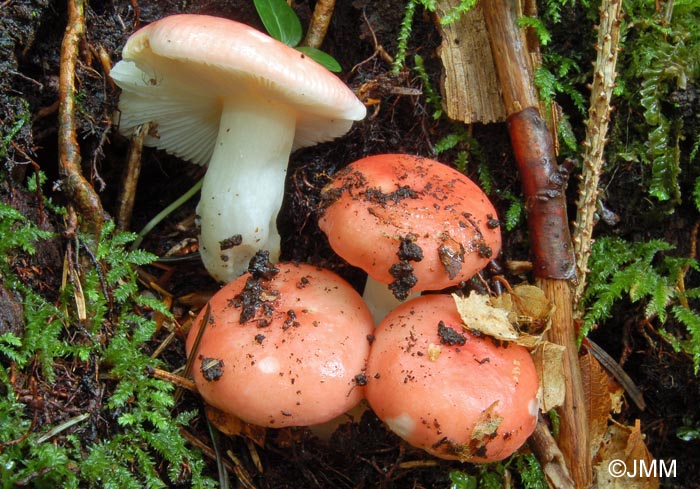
[186,262,374,427]
[318,154,501,299]
[365,294,538,462]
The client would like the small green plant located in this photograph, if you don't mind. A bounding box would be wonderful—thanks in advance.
[609,1,700,209]
[582,236,700,373]
[0,174,215,487]
[448,452,547,489]
[677,414,700,441]
[0,98,31,158]
[253,0,341,72]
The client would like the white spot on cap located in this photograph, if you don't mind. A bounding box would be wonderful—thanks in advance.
[258,356,280,374]
[385,413,416,439]
[320,359,345,378]
[528,398,539,417]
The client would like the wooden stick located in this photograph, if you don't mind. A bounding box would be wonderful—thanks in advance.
[529,416,575,489]
[116,123,150,231]
[482,1,591,486]
[301,0,336,49]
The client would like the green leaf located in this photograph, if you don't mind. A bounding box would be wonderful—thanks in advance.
[254,0,302,46]
[449,470,477,489]
[434,133,463,154]
[295,46,342,72]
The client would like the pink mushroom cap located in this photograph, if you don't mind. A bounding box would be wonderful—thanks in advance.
[318,154,502,299]
[365,294,539,462]
[186,262,374,427]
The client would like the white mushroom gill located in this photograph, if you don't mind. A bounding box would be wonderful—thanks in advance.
[197,92,295,281]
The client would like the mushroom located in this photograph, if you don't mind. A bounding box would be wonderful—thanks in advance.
[365,294,539,462]
[110,14,366,282]
[318,154,501,320]
[185,254,374,427]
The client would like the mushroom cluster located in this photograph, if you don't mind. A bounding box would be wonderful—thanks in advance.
[186,254,374,427]
[116,13,538,465]
[366,294,539,462]
[111,14,366,282]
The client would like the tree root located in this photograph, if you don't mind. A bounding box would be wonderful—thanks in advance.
[58,0,104,248]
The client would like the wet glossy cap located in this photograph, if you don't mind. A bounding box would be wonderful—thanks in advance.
[365,294,538,462]
[318,154,502,299]
[186,261,374,427]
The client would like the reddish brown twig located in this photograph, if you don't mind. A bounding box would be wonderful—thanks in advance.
[482,1,591,486]
[58,0,104,246]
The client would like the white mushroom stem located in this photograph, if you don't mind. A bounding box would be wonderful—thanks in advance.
[198,93,295,282]
[363,276,418,324]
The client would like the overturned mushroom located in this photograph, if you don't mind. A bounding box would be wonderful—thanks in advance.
[111,14,366,282]
[318,154,501,320]
[185,257,374,427]
[366,294,539,462]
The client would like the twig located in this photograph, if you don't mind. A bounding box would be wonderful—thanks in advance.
[482,1,591,486]
[10,141,46,225]
[572,0,623,307]
[528,416,575,489]
[180,428,237,474]
[301,0,335,49]
[146,366,197,393]
[116,122,150,231]
[58,0,104,247]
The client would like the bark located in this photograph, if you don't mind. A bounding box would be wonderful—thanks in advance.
[434,1,506,124]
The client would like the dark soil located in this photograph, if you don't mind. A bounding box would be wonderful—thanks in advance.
[2,1,700,487]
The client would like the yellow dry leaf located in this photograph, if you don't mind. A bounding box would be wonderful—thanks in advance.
[531,342,566,411]
[470,400,504,446]
[453,291,518,341]
[452,290,545,348]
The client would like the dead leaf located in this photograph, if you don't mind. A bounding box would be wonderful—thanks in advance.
[453,289,564,412]
[531,342,566,411]
[455,400,504,461]
[205,404,266,446]
[581,352,625,459]
[453,291,518,341]
[452,289,547,348]
[594,420,659,489]
[470,401,504,442]
[492,283,554,335]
